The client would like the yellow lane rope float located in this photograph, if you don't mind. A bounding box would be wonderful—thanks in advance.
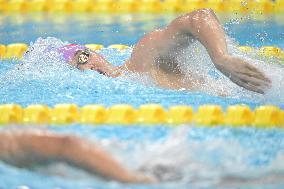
[0,104,283,127]
[0,43,283,61]
[0,0,283,14]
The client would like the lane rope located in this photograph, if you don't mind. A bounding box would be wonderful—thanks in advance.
[0,0,283,14]
[0,43,283,61]
[0,104,283,127]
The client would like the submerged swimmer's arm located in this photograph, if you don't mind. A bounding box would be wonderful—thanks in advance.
[0,130,153,183]
[163,8,271,93]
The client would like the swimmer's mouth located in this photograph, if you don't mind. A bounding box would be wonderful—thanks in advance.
[90,66,106,76]
[96,68,106,76]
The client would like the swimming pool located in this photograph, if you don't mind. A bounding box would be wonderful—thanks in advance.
[0,13,284,188]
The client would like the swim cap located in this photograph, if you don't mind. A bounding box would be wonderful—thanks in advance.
[58,44,86,63]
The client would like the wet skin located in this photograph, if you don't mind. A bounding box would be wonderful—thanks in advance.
[71,8,271,94]
[0,9,273,185]
[0,130,155,183]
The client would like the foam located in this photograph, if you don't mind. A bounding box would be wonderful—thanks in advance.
[17,36,284,98]
[1,37,283,107]
[175,36,284,104]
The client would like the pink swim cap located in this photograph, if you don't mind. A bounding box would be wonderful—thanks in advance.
[58,44,86,63]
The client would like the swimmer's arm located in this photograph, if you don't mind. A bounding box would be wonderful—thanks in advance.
[0,131,152,183]
[165,8,227,63]
[86,52,122,78]
[164,8,271,93]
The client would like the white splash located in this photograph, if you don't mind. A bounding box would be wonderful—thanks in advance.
[95,126,284,187]
[0,37,283,105]
[176,36,284,103]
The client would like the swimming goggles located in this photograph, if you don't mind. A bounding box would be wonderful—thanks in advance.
[75,49,91,68]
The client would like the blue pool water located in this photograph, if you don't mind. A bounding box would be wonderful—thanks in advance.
[0,13,284,188]
[0,13,284,48]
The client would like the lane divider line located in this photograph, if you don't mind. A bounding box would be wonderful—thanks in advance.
[0,104,283,127]
[0,43,283,62]
[0,0,283,14]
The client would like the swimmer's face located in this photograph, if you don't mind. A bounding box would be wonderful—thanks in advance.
[70,49,108,75]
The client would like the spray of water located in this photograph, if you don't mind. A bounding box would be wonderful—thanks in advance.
[176,36,284,104]
[0,37,283,106]
[0,37,283,187]
[92,126,284,187]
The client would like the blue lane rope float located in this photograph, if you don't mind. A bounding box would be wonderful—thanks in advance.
[0,104,283,127]
[0,0,283,14]
[0,43,283,62]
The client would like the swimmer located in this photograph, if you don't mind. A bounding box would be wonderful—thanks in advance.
[0,130,155,183]
[58,8,271,94]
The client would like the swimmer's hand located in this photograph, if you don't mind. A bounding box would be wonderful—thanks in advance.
[214,56,271,94]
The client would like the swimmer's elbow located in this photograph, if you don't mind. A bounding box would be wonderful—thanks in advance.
[173,8,216,31]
